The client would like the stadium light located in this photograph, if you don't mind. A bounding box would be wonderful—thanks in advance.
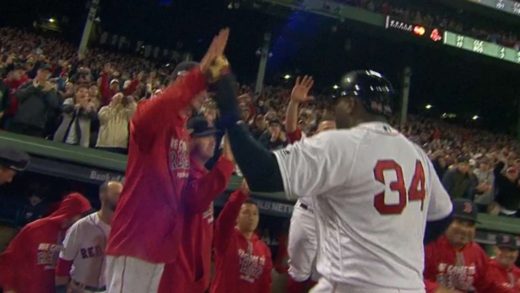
[425,104,432,110]
[333,84,340,90]
[283,74,291,80]
[472,115,479,120]
[48,18,56,23]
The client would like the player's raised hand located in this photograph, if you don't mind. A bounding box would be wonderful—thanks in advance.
[200,28,230,82]
[290,75,314,103]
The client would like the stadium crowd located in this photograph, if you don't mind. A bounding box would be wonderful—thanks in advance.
[1,22,520,293]
[334,0,520,50]
[1,26,520,219]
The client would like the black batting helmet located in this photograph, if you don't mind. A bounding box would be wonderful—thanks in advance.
[336,70,394,117]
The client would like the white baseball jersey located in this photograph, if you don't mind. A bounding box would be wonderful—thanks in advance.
[274,121,452,290]
[60,212,110,288]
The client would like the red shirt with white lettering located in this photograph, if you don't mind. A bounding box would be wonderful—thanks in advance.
[0,193,92,293]
[487,259,520,291]
[424,235,513,293]
[106,68,207,264]
[211,190,273,293]
[158,156,234,293]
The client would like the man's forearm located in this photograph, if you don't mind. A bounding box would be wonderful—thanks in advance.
[285,100,299,133]
[227,123,284,193]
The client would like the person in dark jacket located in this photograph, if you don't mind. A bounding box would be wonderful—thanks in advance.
[442,156,477,200]
[53,85,97,148]
[493,160,520,217]
[8,65,59,137]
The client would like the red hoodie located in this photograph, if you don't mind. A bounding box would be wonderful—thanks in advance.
[211,190,273,293]
[424,235,514,293]
[487,259,520,291]
[158,156,234,293]
[0,193,91,293]
[106,68,207,264]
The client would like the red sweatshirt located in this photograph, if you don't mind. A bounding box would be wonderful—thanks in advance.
[106,68,207,264]
[158,156,234,293]
[487,259,520,291]
[424,235,514,293]
[211,190,273,293]
[287,128,302,144]
[0,193,92,293]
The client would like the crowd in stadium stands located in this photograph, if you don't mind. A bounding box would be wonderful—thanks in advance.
[334,0,520,50]
[1,26,520,221]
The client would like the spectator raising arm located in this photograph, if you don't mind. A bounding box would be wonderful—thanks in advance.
[285,76,314,143]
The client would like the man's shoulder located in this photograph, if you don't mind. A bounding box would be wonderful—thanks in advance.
[68,213,97,231]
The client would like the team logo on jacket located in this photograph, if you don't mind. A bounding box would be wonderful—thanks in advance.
[436,263,476,291]
[203,205,214,224]
[238,249,266,283]
[37,243,62,269]
[169,138,189,178]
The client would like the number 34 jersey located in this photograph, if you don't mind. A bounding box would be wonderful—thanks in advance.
[273,122,453,290]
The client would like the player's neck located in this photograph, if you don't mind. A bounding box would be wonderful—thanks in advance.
[98,209,113,225]
[239,229,254,240]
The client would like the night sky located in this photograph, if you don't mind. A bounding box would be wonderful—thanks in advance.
[1,0,519,132]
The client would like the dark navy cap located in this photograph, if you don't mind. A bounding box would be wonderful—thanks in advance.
[496,234,520,250]
[452,199,479,223]
[188,116,219,138]
[172,61,199,81]
[0,147,30,171]
[38,63,52,71]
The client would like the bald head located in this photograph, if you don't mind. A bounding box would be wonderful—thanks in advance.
[100,181,123,211]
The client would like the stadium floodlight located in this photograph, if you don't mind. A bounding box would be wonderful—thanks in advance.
[333,84,340,90]
[49,18,56,23]
[472,115,479,120]
[283,74,291,80]
[425,104,432,110]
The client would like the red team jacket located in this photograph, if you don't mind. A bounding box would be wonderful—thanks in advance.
[158,156,235,293]
[424,235,514,293]
[106,68,207,264]
[211,190,273,293]
[487,259,520,291]
[0,193,92,293]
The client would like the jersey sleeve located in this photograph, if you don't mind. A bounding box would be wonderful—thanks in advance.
[425,158,453,221]
[59,220,81,261]
[273,131,354,200]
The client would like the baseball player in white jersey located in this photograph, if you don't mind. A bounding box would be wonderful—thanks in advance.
[55,181,123,293]
[285,76,336,284]
[213,69,454,293]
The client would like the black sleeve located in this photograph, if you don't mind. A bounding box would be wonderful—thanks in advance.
[227,122,284,193]
[213,73,283,192]
[423,212,453,244]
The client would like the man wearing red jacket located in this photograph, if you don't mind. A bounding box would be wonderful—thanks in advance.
[211,181,273,293]
[158,116,235,293]
[105,28,230,293]
[487,234,520,290]
[0,193,92,293]
[424,199,514,293]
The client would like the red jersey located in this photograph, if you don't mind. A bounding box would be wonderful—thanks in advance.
[159,156,234,293]
[424,235,514,293]
[211,190,273,293]
[287,128,302,144]
[106,68,207,264]
[487,259,520,291]
[0,193,91,293]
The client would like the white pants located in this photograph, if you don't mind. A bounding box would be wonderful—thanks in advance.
[288,200,319,282]
[310,278,426,293]
[105,256,164,293]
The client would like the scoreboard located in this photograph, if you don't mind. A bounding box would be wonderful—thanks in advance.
[443,31,520,64]
[385,15,520,65]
